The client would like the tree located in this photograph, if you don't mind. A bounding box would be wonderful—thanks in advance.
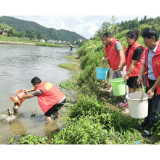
[8,28,14,36]
[144,15,147,21]
[25,29,35,39]
[37,31,42,39]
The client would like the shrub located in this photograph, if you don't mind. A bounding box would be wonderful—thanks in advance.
[52,116,108,144]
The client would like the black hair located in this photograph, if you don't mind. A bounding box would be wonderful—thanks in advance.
[142,28,159,41]
[126,30,140,41]
[31,77,42,85]
[103,32,113,38]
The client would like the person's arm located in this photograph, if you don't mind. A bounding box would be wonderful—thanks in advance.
[118,49,124,69]
[137,63,146,85]
[102,57,109,63]
[119,60,126,71]
[19,94,35,99]
[24,88,35,93]
[147,76,160,99]
[124,60,138,81]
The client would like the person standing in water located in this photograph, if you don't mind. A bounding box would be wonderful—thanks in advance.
[18,77,66,122]
[69,44,73,53]
[119,30,147,114]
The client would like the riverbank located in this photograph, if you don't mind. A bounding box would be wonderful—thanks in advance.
[0,41,36,46]
[0,35,69,47]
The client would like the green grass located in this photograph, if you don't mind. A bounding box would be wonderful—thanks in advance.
[35,42,63,47]
[58,63,80,71]
[65,56,81,62]
[0,35,35,43]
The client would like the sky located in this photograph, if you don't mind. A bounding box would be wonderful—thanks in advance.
[4,15,158,39]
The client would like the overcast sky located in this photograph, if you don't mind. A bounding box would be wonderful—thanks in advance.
[7,15,157,39]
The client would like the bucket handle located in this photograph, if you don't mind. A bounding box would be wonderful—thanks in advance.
[133,83,144,102]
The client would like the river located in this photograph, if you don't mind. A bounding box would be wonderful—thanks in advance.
[0,44,75,144]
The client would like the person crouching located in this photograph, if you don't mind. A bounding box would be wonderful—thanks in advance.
[18,77,66,122]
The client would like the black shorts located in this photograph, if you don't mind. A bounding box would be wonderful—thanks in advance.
[127,74,147,88]
[44,99,66,117]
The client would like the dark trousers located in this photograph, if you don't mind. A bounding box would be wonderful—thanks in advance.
[140,79,160,131]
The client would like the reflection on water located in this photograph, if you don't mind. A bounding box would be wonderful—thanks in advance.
[0,44,75,144]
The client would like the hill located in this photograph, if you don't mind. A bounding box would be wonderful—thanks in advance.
[0,16,86,41]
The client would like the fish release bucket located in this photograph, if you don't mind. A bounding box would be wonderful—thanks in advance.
[96,67,108,80]
[10,90,27,107]
[126,84,148,119]
[110,78,126,96]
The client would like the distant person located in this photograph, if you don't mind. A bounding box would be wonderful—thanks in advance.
[18,77,66,122]
[136,28,160,138]
[69,44,73,53]
[119,30,147,114]
[102,32,126,103]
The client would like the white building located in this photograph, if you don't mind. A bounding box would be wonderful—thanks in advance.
[40,39,45,43]
[48,39,53,42]
[52,40,57,44]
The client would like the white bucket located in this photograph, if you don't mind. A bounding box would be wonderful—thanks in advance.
[126,84,149,119]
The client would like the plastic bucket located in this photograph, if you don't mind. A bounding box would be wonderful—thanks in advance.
[96,67,108,80]
[126,84,148,119]
[10,90,27,107]
[110,78,126,96]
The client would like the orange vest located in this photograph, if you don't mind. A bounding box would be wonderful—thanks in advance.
[125,41,145,77]
[145,41,160,94]
[35,81,64,113]
[105,38,125,70]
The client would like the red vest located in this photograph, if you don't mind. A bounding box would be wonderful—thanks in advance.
[145,41,160,94]
[105,38,125,70]
[125,41,145,77]
[35,81,64,113]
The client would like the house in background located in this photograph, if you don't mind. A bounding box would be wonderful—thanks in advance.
[2,32,8,36]
[48,39,53,43]
[62,41,67,45]
[79,39,82,42]
[58,40,62,44]
[3,28,9,32]
[40,39,45,43]
[52,40,57,44]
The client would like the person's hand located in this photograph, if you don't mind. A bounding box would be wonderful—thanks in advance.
[124,74,129,81]
[147,88,154,99]
[23,90,28,93]
[102,57,109,63]
[118,64,123,71]
[137,75,143,85]
[102,57,105,63]
[17,95,23,99]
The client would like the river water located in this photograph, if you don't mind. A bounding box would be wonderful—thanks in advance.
[0,44,74,144]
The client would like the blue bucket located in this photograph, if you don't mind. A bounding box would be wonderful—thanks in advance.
[96,67,108,80]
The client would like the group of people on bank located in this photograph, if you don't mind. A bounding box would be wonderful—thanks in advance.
[102,28,160,138]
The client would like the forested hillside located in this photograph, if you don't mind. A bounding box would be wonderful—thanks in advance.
[0,16,86,41]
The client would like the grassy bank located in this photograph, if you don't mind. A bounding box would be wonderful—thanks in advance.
[0,35,65,47]
[0,35,35,43]
[35,42,63,47]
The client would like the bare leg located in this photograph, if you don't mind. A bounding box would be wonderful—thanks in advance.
[46,116,52,122]
[54,111,59,118]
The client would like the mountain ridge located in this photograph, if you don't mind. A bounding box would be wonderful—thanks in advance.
[0,16,86,41]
